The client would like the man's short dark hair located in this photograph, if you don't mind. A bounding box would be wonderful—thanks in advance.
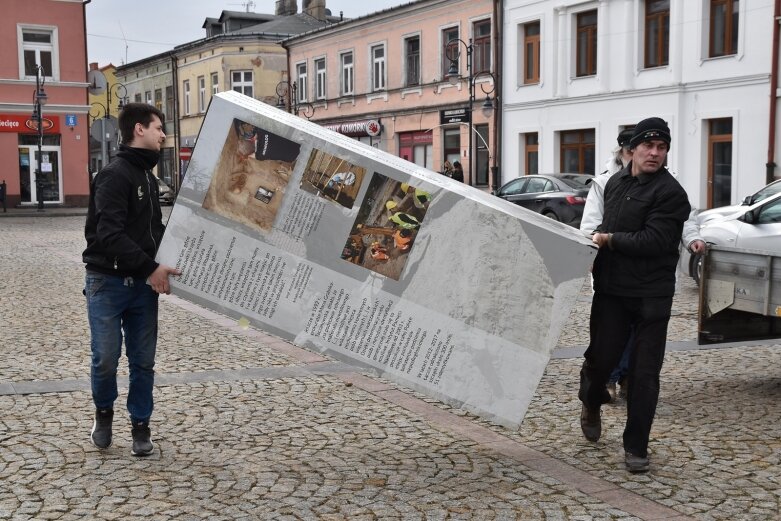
[118,103,165,145]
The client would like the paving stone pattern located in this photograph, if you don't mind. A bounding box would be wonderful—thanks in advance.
[0,215,779,520]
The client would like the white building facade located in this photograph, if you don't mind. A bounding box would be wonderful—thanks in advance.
[502,0,779,209]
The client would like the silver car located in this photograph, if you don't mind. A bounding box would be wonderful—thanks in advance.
[696,178,781,226]
[683,191,781,283]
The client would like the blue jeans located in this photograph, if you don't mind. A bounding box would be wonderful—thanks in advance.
[608,328,635,384]
[85,271,158,423]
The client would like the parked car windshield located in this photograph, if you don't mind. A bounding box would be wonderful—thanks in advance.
[556,175,592,190]
[748,180,781,205]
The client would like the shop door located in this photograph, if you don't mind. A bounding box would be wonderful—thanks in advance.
[18,146,62,204]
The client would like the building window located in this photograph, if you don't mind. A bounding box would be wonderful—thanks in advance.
[442,27,459,78]
[522,21,540,84]
[231,70,253,98]
[399,132,433,169]
[211,72,219,96]
[708,118,732,208]
[154,88,163,111]
[340,52,354,95]
[296,62,308,102]
[473,19,491,73]
[405,36,420,87]
[165,85,174,121]
[134,93,142,103]
[525,133,539,175]
[145,91,152,105]
[371,44,386,91]
[315,58,326,100]
[19,26,56,79]
[645,0,669,68]
[560,129,595,174]
[183,81,190,115]
[576,10,598,77]
[710,0,739,57]
[198,75,206,112]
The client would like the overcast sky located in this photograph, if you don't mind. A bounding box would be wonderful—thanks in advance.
[86,0,409,67]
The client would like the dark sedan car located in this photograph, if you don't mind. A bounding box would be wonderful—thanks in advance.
[493,174,593,227]
[157,177,175,205]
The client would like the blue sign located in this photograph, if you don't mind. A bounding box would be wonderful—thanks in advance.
[65,114,77,127]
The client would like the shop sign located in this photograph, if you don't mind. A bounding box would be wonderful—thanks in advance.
[440,107,470,125]
[323,119,382,137]
[398,131,433,146]
[180,147,193,160]
[0,114,60,133]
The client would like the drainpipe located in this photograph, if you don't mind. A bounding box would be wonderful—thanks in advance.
[491,0,503,193]
[768,0,780,184]
[83,0,92,191]
[172,53,181,191]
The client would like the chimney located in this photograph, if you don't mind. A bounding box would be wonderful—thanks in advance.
[275,0,297,15]
[302,0,326,21]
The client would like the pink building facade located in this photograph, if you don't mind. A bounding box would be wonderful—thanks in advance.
[283,0,500,189]
[0,0,89,207]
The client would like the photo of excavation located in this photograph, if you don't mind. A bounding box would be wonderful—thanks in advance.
[299,149,367,209]
[340,173,432,280]
[202,119,301,232]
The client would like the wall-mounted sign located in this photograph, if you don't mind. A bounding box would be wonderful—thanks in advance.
[323,119,382,137]
[0,114,60,134]
[440,107,470,125]
[65,114,77,127]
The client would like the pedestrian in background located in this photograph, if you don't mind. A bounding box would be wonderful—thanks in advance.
[82,103,181,457]
[451,161,464,183]
[578,117,690,473]
[442,160,453,177]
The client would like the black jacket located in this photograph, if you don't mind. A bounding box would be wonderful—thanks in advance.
[593,164,690,298]
[83,146,165,278]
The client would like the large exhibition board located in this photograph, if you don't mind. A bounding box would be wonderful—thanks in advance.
[156,91,596,428]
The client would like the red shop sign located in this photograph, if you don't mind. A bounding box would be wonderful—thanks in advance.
[0,114,60,134]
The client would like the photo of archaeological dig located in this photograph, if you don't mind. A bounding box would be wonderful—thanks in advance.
[202,119,301,232]
[298,149,367,209]
[340,173,432,280]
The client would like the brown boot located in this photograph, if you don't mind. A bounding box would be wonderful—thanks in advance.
[580,404,601,442]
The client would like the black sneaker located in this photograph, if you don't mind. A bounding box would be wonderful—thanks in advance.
[625,451,650,473]
[91,408,114,449]
[131,420,154,457]
[580,404,601,442]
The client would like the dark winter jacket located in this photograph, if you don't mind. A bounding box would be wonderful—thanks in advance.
[83,145,165,278]
[592,164,690,298]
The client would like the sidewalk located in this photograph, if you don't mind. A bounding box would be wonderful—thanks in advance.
[0,206,87,218]
[1,215,779,520]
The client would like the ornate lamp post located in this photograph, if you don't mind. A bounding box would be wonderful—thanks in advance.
[446,38,497,186]
[88,77,128,166]
[32,64,48,211]
[275,80,315,120]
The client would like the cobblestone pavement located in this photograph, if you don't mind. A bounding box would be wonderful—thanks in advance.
[1,215,779,520]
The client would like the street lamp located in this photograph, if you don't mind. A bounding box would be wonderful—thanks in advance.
[446,38,497,186]
[275,80,315,120]
[105,82,128,119]
[88,78,128,165]
[89,101,112,173]
[32,64,48,211]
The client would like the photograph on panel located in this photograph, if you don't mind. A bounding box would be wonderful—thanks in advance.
[298,148,367,209]
[202,118,300,232]
[340,173,432,280]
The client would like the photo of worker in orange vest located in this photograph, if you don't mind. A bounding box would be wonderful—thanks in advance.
[338,173,433,281]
